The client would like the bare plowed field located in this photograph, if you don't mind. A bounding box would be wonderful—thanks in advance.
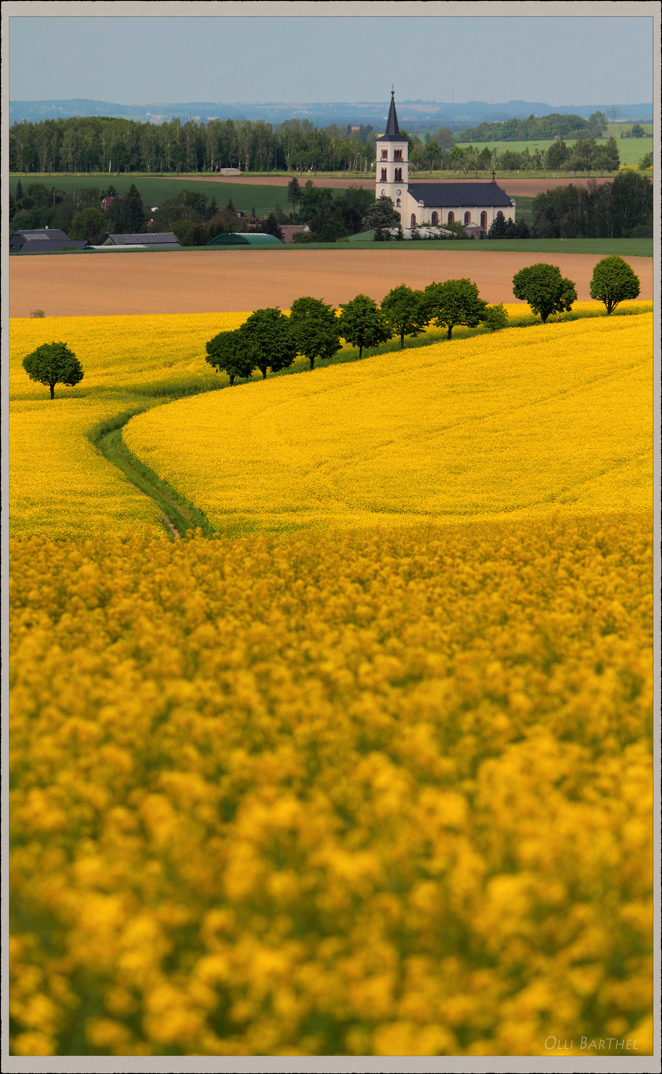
[174,175,615,196]
[10,249,652,318]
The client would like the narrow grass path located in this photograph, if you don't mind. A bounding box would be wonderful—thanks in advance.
[91,412,214,538]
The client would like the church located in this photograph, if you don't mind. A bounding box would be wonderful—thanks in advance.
[376,92,516,234]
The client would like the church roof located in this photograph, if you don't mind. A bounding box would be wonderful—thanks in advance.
[380,91,405,142]
[408,182,514,208]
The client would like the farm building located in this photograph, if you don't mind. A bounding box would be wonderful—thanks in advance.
[376,92,515,234]
[207,233,284,246]
[96,233,182,249]
[9,228,87,253]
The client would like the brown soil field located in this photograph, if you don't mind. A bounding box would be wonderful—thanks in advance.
[10,249,652,318]
[173,175,615,196]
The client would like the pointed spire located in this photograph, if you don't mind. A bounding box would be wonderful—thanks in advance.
[384,89,401,140]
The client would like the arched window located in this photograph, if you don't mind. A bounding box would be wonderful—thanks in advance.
[480,211,488,230]
[381,150,388,161]
[431,211,439,225]
[447,212,454,223]
[410,214,417,227]
[394,168,402,182]
[381,168,387,182]
[396,198,401,208]
[464,211,471,224]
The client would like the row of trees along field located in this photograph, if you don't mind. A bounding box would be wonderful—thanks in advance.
[21,259,641,399]
[9,111,634,176]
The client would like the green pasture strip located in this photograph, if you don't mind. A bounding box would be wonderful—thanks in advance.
[13,237,652,257]
[9,175,294,217]
[89,408,214,539]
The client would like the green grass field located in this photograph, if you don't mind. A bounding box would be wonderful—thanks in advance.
[11,237,653,257]
[453,124,653,168]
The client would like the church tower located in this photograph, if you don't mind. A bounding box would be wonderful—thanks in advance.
[375,90,409,216]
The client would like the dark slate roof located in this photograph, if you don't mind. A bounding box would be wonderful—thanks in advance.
[408,182,514,208]
[380,91,406,143]
[106,232,181,245]
[11,228,72,241]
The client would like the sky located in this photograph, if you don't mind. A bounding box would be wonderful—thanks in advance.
[8,12,655,106]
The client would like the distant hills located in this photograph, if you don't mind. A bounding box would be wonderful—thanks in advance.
[9,98,653,130]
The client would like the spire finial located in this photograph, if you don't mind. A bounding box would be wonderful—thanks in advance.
[391,85,395,97]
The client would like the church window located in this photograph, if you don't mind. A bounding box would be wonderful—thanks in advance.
[394,149,403,161]
[396,199,401,207]
[447,212,454,223]
[381,168,387,182]
[464,211,471,224]
[394,168,402,182]
[410,214,416,227]
[481,211,488,229]
[431,212,438,225]
[381,150,388,160]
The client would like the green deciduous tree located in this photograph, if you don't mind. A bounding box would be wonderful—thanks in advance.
[512,263,577,323]
[239,307,297,379]
[423,279,487,339]
[205,330,259,385]
[289,296,341,369]
[482,304,509,332]
[23,341,84,399]
[69,207,107,244]
[380,284,428,349]
[363,195,401,231]
[589,256,640,315]
[337,294,392,359]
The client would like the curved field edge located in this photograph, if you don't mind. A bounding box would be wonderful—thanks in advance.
[88,410,214,539]
[122,312,654,535]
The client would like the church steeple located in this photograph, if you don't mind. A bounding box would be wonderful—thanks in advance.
[375,90,408,211]
[382,89,401,141]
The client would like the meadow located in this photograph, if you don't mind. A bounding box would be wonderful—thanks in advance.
[9,301,655,1057]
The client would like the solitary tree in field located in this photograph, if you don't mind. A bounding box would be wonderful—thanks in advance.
[589,256,640,315]
[512,263,577,324]
[205,330,259,385]
[239,307,297,379]
[338,294,392,359]
[380,284,428,349]
[423,279,487,339]
[23,342,83,399]
[289,297,341,369]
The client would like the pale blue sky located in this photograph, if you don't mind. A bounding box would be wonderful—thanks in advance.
[9,15,654,105]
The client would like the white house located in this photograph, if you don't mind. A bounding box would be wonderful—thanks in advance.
[376,92,516,233]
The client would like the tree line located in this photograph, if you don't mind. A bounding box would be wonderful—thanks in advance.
[457,111,608,143]
[22,258,641,399]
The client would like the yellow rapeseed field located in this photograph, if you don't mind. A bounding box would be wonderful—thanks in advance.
[9,314,248,538]
[124,313,653,533]
[9,302,654,1057]
[9,516,654,1057]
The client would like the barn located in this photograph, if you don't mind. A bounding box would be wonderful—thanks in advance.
[9,229,87,253]
[206,233,284,246]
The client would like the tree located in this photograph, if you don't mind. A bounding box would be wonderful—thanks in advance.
[639,152,653,170]
[423,279,487,339]
[286,176,302,215]
[589,255,640,315]
[205,330,259,385]
[630,124,646,138]
[263,213,284,241]
[289,296,341,369]
[362,195,401,231]
[482,304,509,332]
[380,284,428,349]
[337,294,392,359]
[69,207,107,245]
[239,307,297,379]
[23,341,83,399]
[512,263,577,323]
[488,211,508,239]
